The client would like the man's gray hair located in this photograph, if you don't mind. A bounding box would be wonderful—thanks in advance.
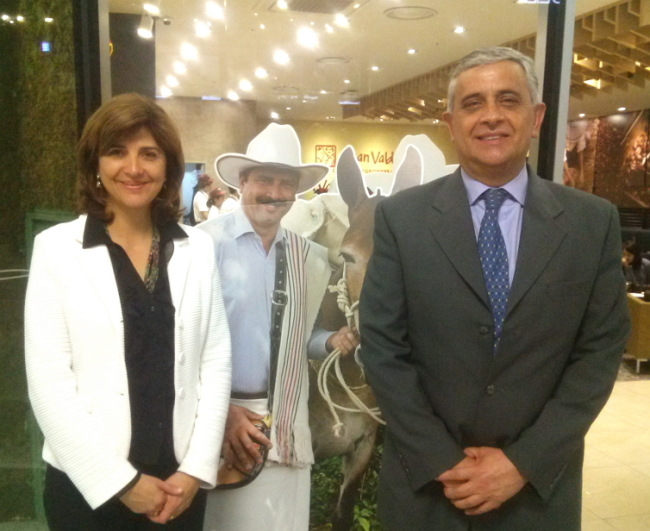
[446,47,541,111]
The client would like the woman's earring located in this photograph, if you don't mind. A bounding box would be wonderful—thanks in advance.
[96,174,101,188]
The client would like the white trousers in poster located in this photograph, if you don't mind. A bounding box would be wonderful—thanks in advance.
[203,462,310,531]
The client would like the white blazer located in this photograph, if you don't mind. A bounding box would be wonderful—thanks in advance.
[25,215,231,509]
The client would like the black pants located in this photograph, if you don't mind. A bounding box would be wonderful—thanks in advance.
[44,465,207,531]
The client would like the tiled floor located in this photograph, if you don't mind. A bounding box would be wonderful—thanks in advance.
[582,380,650,530]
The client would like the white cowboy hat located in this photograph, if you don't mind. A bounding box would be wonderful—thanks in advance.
[215,123,329,194]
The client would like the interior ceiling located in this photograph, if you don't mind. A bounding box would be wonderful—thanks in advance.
[108,0,650,123]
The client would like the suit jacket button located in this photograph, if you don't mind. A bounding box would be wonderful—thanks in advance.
[486,385,495,396]
[479,326,490,335]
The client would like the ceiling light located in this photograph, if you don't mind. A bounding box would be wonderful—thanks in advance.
[160,86,172,98]
[137,14,154,39]
[274,50,290,65]
[202,95,222,101]
[173,61,187,75]
[277,0,288,9]
[260,23,265,29]
[227,90,239,100]
[255,67,268,78]
[320,90,327,94]
[354,4,360,8]
[206,2,224,19]
[583,78,611,89]
[270,112,279,119]
[384,7,437,20]
[635,61,641,67]
[344,79,350,84]
[1,15,9,21]
[143,4,160,16]
[334,14,349,27]
[166,75,179,87]
[454,26,466,34]
[239,79,253,91]
[195,20,211,38]
[181,43,198,61]
[16,15,24,22]
[286,107,291,110]
[44,17,54,22]
[370,65,380,71]
[579,113,585,118]
[325,24,333,33]
[408,49,417,55]
[432,119,439,124]
[618,107,626,112]
[298,27,318,48]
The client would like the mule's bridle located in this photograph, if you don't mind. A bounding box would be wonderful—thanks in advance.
[316,261,385,437]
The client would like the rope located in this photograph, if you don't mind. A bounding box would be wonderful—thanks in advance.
[0,269,29,282]
[316,262,385,436]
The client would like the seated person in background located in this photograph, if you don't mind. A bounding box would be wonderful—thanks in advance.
[219,187,240,216]
[623,242,650,286]
[207,188,226,220]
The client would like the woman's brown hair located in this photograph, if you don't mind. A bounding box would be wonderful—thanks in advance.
[77,93,184,224]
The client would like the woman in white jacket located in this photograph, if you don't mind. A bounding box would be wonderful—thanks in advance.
[25,93,231,530]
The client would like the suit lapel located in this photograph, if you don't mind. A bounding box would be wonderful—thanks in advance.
[428,172,490,309]
[507,172,566,316]
[72,218,123,337]
[168,235,191,314]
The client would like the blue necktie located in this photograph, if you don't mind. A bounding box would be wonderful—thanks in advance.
[478,188,509,350]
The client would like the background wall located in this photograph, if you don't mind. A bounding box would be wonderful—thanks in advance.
[157,97,257,190]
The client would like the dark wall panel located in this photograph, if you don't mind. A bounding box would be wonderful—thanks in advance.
[109,13,155,98]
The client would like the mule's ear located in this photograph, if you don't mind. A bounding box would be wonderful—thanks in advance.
[390,145,423,196]
[336,145,367,211]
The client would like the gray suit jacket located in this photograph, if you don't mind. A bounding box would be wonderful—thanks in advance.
[359,169,630,531]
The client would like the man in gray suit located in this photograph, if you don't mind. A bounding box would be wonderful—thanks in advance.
[358,47,630,530]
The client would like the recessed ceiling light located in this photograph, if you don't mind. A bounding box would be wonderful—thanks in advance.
[260,23,265,29]
[274,50,290,65]
[432,119,439,124]
[286,107,291,110]
[354,4,360,8]
[344,79,350,84]
[206,2,224,20]
[579,113,585,118]
[635,61,641,67]
[334,14,349,27]
[454,26,466,34]
[270,111,279,119]
[181,43,198,61]
[227,90,239,100]
[1,15,10,21]
[173,61,187,75]
[239,79,253,91]
[15,14,23,21]
[325,24,333,33]
[618,107,626,112]
[370,65,380,71]
[297,27,318,48]
[320,90,327,94]
[195,20,211,38]
[384,7,437,20]
[160,86,172,98]
[408,49,417,55]
[44,17,54,23]
[166,75,179,87]
[143,4,160,16]
[277,0,288,9]
[255,67,268,78]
